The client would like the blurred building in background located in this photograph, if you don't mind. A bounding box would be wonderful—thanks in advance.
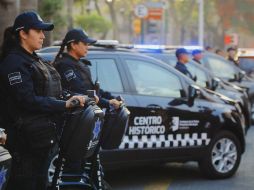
[1,0,254,49]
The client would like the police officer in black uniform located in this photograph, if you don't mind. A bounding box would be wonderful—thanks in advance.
[227,47,239,67]
[0,11,85,190]
[54,28,122,187]
[175,48,196,81]
[192,49,203,64]
[54,28,121,110]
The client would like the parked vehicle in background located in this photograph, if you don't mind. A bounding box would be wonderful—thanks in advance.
[237,48,254,78]
[39,44,246,179]
[134,47,251,130]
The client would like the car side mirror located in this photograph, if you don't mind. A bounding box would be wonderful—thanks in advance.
[229,73,238,82]
[238,71,246,82]
[211,77,221,91]
[188,84,200,106]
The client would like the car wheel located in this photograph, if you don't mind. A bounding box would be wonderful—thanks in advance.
[199,130,242,179]
[102,179,113,190]
[47,147,59,186]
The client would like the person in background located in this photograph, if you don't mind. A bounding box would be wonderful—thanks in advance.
[215,49,226,58]
[192,49,203,64]
[175,48,196,81]
[227,47,239,66]
[205,46,213,52]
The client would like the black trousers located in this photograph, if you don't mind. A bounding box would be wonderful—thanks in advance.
[6,147,51,190]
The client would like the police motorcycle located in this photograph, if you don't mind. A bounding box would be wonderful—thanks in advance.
[0,128,11,190]
[48,89,130,190]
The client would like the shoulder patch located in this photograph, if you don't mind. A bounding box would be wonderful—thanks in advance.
[64,69,76,81]
[8,72,22,85]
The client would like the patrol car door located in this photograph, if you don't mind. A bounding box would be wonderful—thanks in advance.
[121,57,210,150]
[86,54,138,120]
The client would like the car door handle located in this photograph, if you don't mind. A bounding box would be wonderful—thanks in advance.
[147,104,162,109]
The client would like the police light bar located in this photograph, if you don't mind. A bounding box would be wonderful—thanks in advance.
[164,45,203,50]
[133,44,165,50]
[93,40,119,47]
[118,44,135,49]
[237,48,254,57]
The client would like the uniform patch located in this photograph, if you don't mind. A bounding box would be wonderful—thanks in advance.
[8,72,22,85]
[64,70,76,81]
[0,166,8,189]
[93,119,101,140]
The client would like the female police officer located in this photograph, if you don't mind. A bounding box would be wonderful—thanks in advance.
[54,28,121,109]
[54,28,122,188]
[0,12,85,190]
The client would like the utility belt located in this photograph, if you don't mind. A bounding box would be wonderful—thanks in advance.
[7,114,59,152]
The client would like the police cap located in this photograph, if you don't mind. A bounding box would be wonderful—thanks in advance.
[63,28,97,45]
[13,11,54,32]
[175,48,189,58]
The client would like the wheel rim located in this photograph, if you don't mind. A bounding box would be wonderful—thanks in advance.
[48,154,58,183]
[211,138,238,174]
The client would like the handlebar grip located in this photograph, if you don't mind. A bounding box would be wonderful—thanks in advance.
[70,99,80,108]
[84,96,96,106]
[116,95,124,102]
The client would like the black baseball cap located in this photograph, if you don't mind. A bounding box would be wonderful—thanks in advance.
[13,11,54,32]
[63,28,97,45]
[175,48,189,58]
[192,49,202,56]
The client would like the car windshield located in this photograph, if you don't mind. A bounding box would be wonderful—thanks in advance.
[125,59,183,98]
[186,62,209,88]
[202,54,237,79]
[147,53,208,87]
[146,53,176,67]
[239,57,254,72]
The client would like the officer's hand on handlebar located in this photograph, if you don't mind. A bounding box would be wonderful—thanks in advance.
[66,95,85,108]
[0,131,7,145]
[95,95,99,104]
[109,99,122,110]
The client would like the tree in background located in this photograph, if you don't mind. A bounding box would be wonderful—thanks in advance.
[8,0,254,48]
[38,0,66,46]
[104,0,119,40]
[75,12,112,38]
[216,0,254,47]
[167,0,197,45]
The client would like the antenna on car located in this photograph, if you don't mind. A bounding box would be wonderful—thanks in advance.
[94,61,100,94]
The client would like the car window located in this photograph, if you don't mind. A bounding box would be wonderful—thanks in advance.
[204,56,236,78]
[38,47,59,53]
[89,58,124,93]
[239,57,254,72]
[165,55,177,66]
[125,59,182,98]
[186,63,208,87]
[147,54,176,67]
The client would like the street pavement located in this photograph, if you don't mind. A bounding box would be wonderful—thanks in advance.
[105,127,254,190]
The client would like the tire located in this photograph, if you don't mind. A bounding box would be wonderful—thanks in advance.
[47,145,59,186]
[102,179,113,190]
[198,130,242,179]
